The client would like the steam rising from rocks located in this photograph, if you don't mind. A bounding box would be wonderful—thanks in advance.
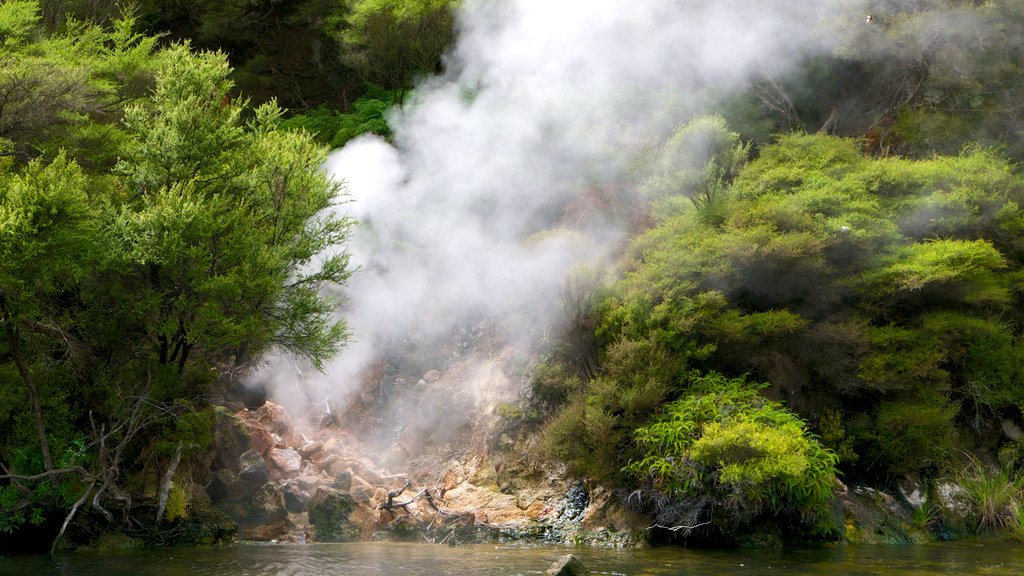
[253,0,876,422]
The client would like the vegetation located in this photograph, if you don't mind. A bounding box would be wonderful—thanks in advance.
[624,374,838,536]
[4,0,1024,551]
[0,3,350,551]
[542,119,1024,540]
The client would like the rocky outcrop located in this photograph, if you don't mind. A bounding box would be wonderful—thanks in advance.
[203,352,656,547]
[837,481,933,544]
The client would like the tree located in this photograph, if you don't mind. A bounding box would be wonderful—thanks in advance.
[642,115,749,213]
[113,44,353,374]
[0,153,98,473]
[337,0,458,92]
[1,15,352,548]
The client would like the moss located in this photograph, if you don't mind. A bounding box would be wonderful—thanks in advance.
[308,489,360,542]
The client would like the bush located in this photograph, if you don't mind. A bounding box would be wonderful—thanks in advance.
[540,337,684,481]
[864,397,958,474]
[623,373,838,534]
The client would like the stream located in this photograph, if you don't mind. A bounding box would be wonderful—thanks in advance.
[2,541,1022,575]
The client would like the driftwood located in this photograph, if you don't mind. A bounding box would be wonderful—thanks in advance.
[379,480,441,513]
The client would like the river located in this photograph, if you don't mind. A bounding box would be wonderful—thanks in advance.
[2,541,1022,575]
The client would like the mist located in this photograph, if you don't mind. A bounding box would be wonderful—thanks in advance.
[250,0,884,430]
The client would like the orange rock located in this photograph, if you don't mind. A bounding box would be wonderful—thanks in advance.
[526,502,548,520]
[249,425,275,454]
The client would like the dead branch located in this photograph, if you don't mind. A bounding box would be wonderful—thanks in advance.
[155,440,184,525]
[649,520,713,533]
[51,479,96,555]
[0,466,91,482]
[381,480,412,510]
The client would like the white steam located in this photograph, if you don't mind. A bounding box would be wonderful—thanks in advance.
[257,0,872,419]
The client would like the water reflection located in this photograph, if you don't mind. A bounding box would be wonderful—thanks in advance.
[1,541,1021,576]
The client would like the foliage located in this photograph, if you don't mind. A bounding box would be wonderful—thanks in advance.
[541,336,684,481]
[863,396,958,474]
[164,482,189,523]
[624,373,838,533]
[0,5,353,550]
[643,115,750,216]
[113,45,353,372]
[337,0,457,91]
[279,86,403,148]
[596,129,1024,483]
[955,459,1024,535]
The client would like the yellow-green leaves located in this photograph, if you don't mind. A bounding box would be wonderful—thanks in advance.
[624,373,838,530]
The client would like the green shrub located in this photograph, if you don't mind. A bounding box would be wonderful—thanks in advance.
[540,337,684,481]
[865,397,958,473]
[279,86,403,148]
[624,373,838,532]
[164,482,189,523]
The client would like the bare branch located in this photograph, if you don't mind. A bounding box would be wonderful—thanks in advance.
[0,466,91,482]
[51,480,97,555]
[155,441,184,525]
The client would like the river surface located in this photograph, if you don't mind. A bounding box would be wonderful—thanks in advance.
[2,541,1022,575]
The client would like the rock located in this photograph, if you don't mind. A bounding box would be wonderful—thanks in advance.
[298,441,323,459]
[897,478,926,509]
[250,483,289,523]
[839,485,929,544]
[267,448,303,479]
[223,482,290,541]
[319,454,342,475]
[297,471,326,495]
[238,449,270,492]
[308,488,361,542]
[1002,419,1024,441]
[250,425,275,455]
[172,506,237,546]
[332,471,353,491]
[88,533,145,552]
[545,554,588,576]
[282,482,311,513]
[207,468,241,503]
[934,480,970,516]
[211,406,251,472]
[255,401,293,436]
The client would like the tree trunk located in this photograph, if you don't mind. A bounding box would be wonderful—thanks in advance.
[7,328,54,472]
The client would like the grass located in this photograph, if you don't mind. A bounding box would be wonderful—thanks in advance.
[956,458,1024,535]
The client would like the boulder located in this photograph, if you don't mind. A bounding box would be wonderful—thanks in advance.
[238,449,270,492]
[546,554,588,576]
[308,488,361,542]
[282,482,311,513]
[255,401,293,436]
[211,406,251,472]
[219,482,290,541]
[331,471,353,491]
[297,470,326,495]
[250,425,276,455]
[298,441,323,459]
[207,468,241,503]
[267,448,303,479]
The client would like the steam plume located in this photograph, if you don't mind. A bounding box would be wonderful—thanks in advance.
[256,0,879,423]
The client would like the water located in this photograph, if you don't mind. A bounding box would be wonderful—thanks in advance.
[1,541,1022,575]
